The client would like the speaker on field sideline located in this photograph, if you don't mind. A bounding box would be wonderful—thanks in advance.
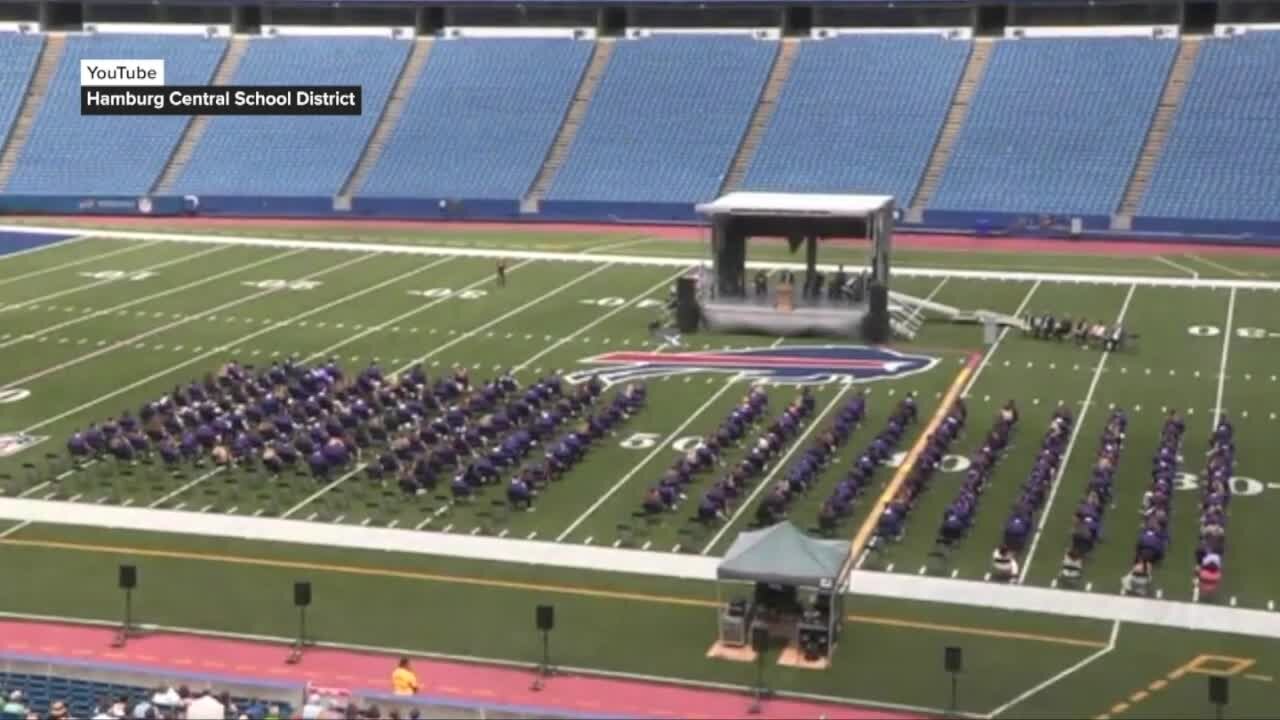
[536,604,554,632]
[532,604,556,691]
[294,581,311,608]
[1208,675,1228,719]
[862,283,890,344]
[945,646,963,714]
[112,565,137,649]
[118,564,136,590]
[676,276,700,333]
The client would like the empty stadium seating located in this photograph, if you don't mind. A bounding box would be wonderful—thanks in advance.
[171,36,409,196]
[1139,32,1280,221]
[0,671,292,718]
[545,34,777,205]
[5,34,225,195]
[742,35,969,205]
[360,38,592,200]
[930,37,1176,216]
[0,33,43,159]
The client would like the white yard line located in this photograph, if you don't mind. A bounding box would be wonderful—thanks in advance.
[1213,288,1236,429]
[390,262,613,375]
[284,262,614,516]
[963,280,1041,396]
[700,384,852,555]
[5,224,1279,290]
[1153,256,1200,279]
[1017,284,1137,583]
[298,255,476,363]
[22,256,450,434]
[1186,253,1257,279]
[1,251,368,391]
[148,468,224,508]
[0,248,299,351]
[514,266,687,371]
[0,520,30,539]
[282,465,367,519]
[0,238,152,286]
[0,234,90,263]
[556,378,740,543]
[984,621,1120,718]
[580,236,656,255]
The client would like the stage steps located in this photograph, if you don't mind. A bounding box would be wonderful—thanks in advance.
[153,35,249,194]
[1115,35,1202,220]
[336,36,434,204]
[0,33,65,190]
[905,37,994,222]
[889,290,1028,336]
[522,38,614,212]
[720,37,801,194]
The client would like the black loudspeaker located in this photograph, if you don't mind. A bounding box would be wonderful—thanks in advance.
[945,646,963,673]
[118,565,136,590]
[294,581,311,608]
[751,626,770,654]
[536,604,554,632]
[675,277,700,333]
[1209,675,1228,705]
[862,283,890,344]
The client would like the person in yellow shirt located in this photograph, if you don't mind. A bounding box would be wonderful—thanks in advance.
[392,657,420,695]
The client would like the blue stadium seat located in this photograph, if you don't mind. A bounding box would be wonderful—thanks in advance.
[0,33,43,163]
[742,35,969,206]
[173,36,409,196]
[360,38,592,200]
[5,34,225,195]
[1139,32,1280,221]
[545,35,777,205]
[930,37,1176,216]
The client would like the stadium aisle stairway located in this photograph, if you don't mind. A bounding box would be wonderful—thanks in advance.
[1139,31,1280,221]
[0,32,48,189]
[4,33,226,195]
[741,34,969,206]
[544,34,777,205]
[930,36,1177,216]
[171,36,409,196]
[359,37,593,201]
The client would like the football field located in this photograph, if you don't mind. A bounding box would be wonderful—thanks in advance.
[0,221,1278,718]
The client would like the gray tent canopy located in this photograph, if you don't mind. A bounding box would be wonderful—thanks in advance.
[717,522,851,588]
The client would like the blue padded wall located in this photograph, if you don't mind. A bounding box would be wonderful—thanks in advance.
[545,35,777,205]
[930,37,1176,216]
[6,34,224,195]
[172,36,409,196]
[742,35,969,206]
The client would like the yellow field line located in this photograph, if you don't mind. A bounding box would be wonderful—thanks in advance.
[1093,654,1259,719]
[0,536,1110,649]
[844,353,980,572]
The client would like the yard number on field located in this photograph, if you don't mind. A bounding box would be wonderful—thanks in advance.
[0,389,29,404]
[580,297,664,309]
[1188,325,1280,339]
[408,288,488,300]
[79,270,156,282]
[241,279,322,291]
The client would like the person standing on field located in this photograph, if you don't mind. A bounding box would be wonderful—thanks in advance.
[496,258,508,288]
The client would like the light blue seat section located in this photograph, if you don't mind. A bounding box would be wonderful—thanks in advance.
[545,35,778,204]
[6,34,223,194]
[0,33,44,164]
[742,35,969,206]
[360,38,592,200]
[172,36,409,196]
[1139,32,1280,221]
[930,37,1176,216]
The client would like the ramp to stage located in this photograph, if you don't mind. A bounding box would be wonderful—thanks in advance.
[888,290,1028,339]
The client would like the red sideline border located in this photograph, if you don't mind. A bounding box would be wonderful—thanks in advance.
[20,214,1280,258]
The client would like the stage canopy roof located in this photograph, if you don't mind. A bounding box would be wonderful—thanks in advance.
[696,192,894,219]
[716,522,851,588]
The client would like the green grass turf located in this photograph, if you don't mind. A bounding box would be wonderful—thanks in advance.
[0,232,1278,717]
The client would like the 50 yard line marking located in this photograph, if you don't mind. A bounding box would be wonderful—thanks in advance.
[1213,288,1236,428]
[1017,283,1137,584]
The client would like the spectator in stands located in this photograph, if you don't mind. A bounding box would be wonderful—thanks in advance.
[48,701,69,720]
[187,689,225,720]
[2,691,24,719]
[392,657,420,695]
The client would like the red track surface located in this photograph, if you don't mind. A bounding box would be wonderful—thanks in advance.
[23,214,1280,257]
[0,620,922,720]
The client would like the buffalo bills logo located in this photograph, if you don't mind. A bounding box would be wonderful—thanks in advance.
[567,345,937,386]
